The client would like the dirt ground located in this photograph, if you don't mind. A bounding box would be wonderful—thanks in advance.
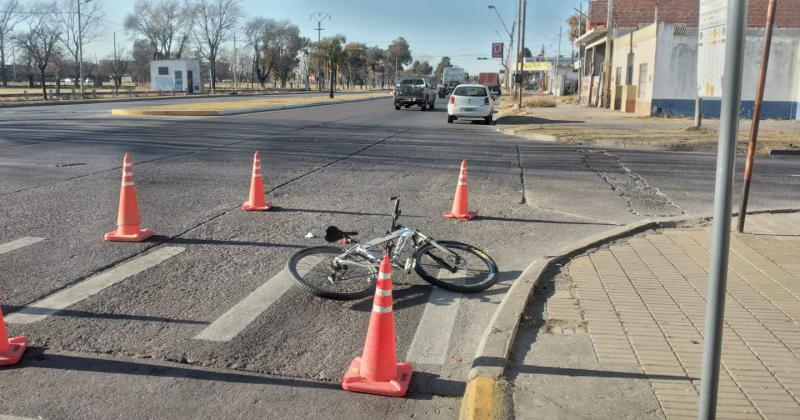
[496,94,799,155]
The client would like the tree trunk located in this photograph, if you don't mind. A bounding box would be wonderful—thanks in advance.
[329,64,334,99]
[40,68,47,100]
[210,55,216,90]
[0,45,6,87]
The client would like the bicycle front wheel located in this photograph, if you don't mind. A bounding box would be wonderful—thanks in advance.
[413,241,498,293]
[287,246,377,300]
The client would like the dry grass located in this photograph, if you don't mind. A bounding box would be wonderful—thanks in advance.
[523,96,556,108]
[558,94,580,105]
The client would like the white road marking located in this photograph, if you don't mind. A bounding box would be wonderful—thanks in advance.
[194,256,323,342]
[0,237,45,256]
[405,270,463,364]
[6,247,185,324]
[0,415,44,420]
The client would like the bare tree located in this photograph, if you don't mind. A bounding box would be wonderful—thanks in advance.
[315,34,346,98]
[125,0,193,59]
[193,0,241,90]
[243,16,270,86]
[58,0,104,85]
[0,0,25,86]
[15,6,62,100]
[109,47,128,92]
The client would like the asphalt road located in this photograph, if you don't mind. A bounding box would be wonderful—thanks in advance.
[0,97,798,419]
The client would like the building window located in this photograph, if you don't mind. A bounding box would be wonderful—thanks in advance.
[158,67,169,75]
[638,63,648,99]
[626,53,634,85]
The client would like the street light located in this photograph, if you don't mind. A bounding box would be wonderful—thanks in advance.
[488,5,511,37]
[77,0,93,98]
[488,5,514,91]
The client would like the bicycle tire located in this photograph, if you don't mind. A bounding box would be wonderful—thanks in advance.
[287,246,377,300]
[413,241,498,293]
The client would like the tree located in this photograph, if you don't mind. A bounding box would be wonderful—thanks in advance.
[434,56,451,82]
[130,38,154,84]
[15,6,62,100]
[109,48,129,92]
[243,17,270,86]
[58,0,104,85]
[0,0,24,86]
[365,46,386,88]
[193,0,241,90]
[410,60,432,76]
[125,0,193,59]
[257,20,303,88]
[566,13,586,42]
[387,36,411,80]
[315,34,346,98]
[344,42,366,88]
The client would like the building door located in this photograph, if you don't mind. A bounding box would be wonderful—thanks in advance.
[187,71,194,94]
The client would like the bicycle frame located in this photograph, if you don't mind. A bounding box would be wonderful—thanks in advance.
[333,226,459,272]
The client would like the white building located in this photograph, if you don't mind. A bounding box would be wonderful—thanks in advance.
[149,59,202,94]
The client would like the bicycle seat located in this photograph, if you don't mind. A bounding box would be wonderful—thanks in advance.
[324,226,358,243]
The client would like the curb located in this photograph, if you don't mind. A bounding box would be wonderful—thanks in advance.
[110,95,391,117]
[495,126,559,142]
[769,148,800,156]
[459,208,800,419]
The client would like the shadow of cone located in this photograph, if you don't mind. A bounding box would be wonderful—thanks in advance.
[242,151,272,211]
[0,305,27,366]
[444,160,477,221]
[342,255,412,397]
[104,153,154,242]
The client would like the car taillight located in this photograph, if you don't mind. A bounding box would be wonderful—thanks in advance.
[484,97,490,105]
[449,96,455,104]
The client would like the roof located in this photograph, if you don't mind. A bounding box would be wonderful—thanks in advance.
[573,27,607,46]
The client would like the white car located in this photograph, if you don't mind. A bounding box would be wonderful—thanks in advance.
[447,84,494,125]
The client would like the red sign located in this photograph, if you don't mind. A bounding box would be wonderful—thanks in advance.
[491,43,504,59]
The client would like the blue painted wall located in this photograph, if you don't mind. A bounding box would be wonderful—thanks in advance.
[650,99,800,120]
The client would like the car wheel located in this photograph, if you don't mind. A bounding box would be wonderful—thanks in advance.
[447,115,454,123]
[484,114,493,125]
[421,102,427,111]
[395,105,400,110]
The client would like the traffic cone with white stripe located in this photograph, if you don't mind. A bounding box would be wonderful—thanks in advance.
[443,159,477,221]
[0,304,27,366]
[342,255,412,397]
[104,153,154,242]
[241,151,272,211]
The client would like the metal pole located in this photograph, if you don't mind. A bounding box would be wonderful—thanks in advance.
[77,0,84,98]
[694,97,703,128]
[737,0,777,233]
[602,0,614,108]
[697,1,748,419]
[555,26,562,95]
[578,1,584,95]
[233,32,238,94]
[517,0,526,108]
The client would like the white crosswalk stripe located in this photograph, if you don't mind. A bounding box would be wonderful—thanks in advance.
[0,237,45,256]
[6,247,185,324]
[194,256,323,342]
[405,269,463,364]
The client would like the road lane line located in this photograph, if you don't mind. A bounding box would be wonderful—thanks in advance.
[6,247,185,324]
[194,256,323,342]
[0,237,45,256]
[405,271,462,364]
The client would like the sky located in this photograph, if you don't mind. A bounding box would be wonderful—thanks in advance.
[56,0,581,75]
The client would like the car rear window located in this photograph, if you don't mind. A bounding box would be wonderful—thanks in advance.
[453,86,487,97]
[400,78,424,85]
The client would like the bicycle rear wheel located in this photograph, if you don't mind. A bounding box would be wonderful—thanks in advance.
[413,241,498,292]
[287,246,377,300]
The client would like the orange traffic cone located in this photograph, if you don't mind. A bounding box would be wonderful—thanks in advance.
[104,153,154,242]
[0,304,27,366]
[241,151,272,211]
[443,160,477,221]
[342,255,412,397]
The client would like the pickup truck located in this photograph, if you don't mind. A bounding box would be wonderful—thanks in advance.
[394,77,437,111]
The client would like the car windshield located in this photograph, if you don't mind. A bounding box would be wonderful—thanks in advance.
[453,86,487,97]
[400,79,424,85]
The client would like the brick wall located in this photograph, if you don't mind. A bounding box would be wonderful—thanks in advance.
[587,0,800,29]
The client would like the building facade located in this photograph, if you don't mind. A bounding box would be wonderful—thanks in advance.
[149,59,202,94]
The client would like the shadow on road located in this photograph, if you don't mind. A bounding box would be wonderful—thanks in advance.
[477,215,618,226]
[273,206,425,219]
[151,235,305,249]
[1,306,207,325]
[495,115,583,125]
[18,348,342,390]
[513,364,696,381]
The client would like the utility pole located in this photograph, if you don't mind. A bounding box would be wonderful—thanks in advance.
[601,0,614,108]
[77,0,85,98]
[233,32,238,94]
[488,5,515,92]
[516,0,527,108]
[555,26,562,95]
[738,0,778,233]
[310,11,331,92]
[697,0,748,418]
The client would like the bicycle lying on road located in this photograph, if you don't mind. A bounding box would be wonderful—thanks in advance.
[287,197,498,300]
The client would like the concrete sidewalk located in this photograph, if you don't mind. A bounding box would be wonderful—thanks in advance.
[496,102,799,155]
[510,212,800,419]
